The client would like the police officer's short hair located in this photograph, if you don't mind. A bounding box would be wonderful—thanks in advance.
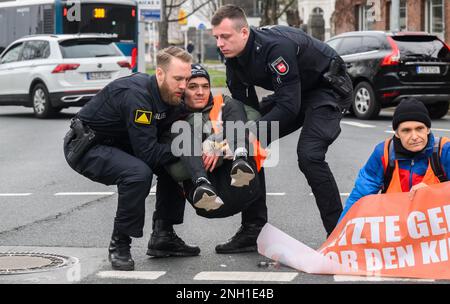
[157,46,192,71]
[211,5,248,31]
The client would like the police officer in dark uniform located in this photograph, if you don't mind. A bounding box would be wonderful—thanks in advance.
[211,6,353,239]
[63,47,200,271]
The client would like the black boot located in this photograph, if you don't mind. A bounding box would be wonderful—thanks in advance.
[108,231,134,271]
[147,220,200,257]
[215,224,263,254]
[192,177,224,211]
[230,153,255,187]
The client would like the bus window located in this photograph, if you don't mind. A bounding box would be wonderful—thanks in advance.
[0,8,6,51]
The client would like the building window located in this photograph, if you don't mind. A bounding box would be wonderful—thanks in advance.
[355,4,375,31]
[399,0,407,30]
[425,0,444,37]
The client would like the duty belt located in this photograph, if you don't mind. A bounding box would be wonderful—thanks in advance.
[64,118,97,165]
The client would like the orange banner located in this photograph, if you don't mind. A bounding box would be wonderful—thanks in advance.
[318,182,450,280]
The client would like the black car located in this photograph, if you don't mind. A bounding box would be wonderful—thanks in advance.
[326,31,450,119]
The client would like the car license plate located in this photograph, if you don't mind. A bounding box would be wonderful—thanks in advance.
[86,72,111,80]
[416,66,440,74]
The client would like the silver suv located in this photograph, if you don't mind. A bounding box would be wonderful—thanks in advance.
[0,34,132,118]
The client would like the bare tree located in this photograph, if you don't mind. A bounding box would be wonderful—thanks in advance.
[159,0,215,49]
[191,0,221,21]
[260,0,298,26]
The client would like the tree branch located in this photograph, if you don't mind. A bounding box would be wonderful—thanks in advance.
[167,0,189,9]
[276,0,298,19]
[166,0,174,18]
[167,0,213,23]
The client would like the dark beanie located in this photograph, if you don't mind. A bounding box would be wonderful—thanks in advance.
[190,64,210,84]
[392,98,431,130]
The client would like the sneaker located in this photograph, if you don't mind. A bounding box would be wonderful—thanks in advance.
[230,157,255,187]
[192,178,224,211]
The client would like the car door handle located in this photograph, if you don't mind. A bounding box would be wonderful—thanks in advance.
[345,63,353,69]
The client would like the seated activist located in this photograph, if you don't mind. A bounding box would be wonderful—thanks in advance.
[339,98,449,222]
[163,64,265,219]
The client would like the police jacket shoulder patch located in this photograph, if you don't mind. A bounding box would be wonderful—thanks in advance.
[135,110,153,125]
[271,56,289,76]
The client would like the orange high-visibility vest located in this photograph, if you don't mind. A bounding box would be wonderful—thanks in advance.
[382,137,449,193]
[209,95,267,171]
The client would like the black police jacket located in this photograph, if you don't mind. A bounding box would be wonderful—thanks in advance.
[225,25,339,134]
[77,73,179,169]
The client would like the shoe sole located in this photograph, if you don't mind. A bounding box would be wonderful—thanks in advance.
[193,193,224,211]
[215,245,257,254]
[111,263,135,271]
[146,248,200,258]
[230,162,255,187]
[109,256,135,271]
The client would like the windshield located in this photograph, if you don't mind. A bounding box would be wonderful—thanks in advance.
[59,38,122,58]
[392,35,450,59]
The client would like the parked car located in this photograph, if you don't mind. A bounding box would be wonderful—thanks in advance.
[0,34,132,118]
[326,31,450,119]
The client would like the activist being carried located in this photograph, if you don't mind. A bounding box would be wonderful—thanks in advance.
[339,98,449,222]
[160,64,267,249]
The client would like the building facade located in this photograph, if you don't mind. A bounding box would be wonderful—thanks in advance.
[332,0,449,43]
[298,0,336,40]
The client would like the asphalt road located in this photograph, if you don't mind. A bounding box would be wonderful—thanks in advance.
[0,98,449,285]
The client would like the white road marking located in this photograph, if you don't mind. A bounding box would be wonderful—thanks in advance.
[0,193,32,197]
[149,184,157,196]
[387,128,450,134]
[54,192,115,196]
[334,275,434,282]
[431,128,450,132]
[194,271,298,282]
[97,271,166,280]
[267,192,285,196]
[341,121,376,128]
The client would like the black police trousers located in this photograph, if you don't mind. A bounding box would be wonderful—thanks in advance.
[63,142,185,238]
[182,154,267,222]
[281,88,344,235]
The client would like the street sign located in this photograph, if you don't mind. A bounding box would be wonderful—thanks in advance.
[198,23,206,30]
[138,0,162,22]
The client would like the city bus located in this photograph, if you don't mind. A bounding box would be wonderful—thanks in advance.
[0,0,138,69]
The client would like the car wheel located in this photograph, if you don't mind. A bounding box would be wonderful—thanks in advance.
[31,83,55,119]
[426,101,449,119]
[352,81,381,120]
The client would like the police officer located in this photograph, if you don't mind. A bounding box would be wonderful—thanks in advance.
[211,6,353,237]
[63,47,200,271]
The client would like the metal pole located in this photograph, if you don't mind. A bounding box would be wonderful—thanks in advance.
[153,22,157,68]
[138,21,146,73]
[390,0,400,32]
[147,22,151,68]
[200,28,204,63]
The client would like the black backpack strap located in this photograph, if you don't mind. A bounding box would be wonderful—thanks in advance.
[382,138,395,194]
[430,137,448,182]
